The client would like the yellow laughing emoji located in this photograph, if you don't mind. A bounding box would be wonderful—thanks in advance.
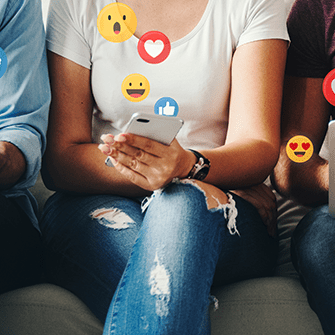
[121,74,150,102]
[97,3,137,43]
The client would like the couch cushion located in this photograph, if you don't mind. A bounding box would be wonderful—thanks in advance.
[210,277,323,335]
[0,284,103,335]
[0,277,323,334]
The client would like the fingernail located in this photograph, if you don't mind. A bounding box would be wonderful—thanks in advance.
[115,134,127,142]
[105,156,114,167]
[98,144,111,155]
[101,134,115,144]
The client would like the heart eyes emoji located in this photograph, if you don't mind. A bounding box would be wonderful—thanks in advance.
[286,136,314,163]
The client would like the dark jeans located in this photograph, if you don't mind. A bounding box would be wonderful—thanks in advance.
[0,194,43,294]
[291,205,335,335]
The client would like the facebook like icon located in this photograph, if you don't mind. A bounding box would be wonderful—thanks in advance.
[154,97,179,117]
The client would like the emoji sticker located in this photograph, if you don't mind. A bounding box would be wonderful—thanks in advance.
[286,135,314,163]
[323,69,335,106]
[0,48,8,79]
[121,73,150,102]
[154,97,179,117]
[97,3,137,43]
[137,31,171,64]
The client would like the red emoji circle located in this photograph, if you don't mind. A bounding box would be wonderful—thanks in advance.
[323,68,335,106]
[137,31,171,64]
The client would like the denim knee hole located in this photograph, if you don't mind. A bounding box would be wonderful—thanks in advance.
[90,207,134,230]
[141,179,240,236]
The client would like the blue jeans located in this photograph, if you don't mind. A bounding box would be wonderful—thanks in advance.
[291,205,335,335]
[40,181,277,334]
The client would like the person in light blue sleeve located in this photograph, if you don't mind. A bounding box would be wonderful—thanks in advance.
[0,0,51,294]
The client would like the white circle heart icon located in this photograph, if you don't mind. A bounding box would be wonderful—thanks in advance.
[138,31,171,64]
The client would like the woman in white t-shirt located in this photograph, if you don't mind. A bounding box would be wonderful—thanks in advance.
[40,0,288,333]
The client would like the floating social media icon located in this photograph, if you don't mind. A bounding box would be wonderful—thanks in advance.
[323,69,335,106]
[121,73,150,102]
[97,3,137,43]
[0,48,8,79]
[138,31,171,64]
[154,97,179,117]
[286,135,314,163]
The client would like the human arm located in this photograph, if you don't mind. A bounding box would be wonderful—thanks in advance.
[100,39,287,191]
[270,0,331,207]
[42,51,151,196]
[0,142,26,189]
[0,0,50,192]
[271,76,330,207]
[231,182,277,236]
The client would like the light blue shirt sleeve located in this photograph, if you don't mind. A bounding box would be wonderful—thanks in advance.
[0,0,51,228]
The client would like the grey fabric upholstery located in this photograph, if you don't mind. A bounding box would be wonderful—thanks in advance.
[0,284,103,335]
[210,277,323,334]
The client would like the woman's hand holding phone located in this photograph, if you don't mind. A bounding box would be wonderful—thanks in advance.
[99,133,196,191]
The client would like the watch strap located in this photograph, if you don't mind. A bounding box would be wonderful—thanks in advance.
[187,149,210,180]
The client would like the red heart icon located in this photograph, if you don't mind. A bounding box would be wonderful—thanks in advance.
[302,142,310,150]
[323,68,335,106]
[289,142,298,150]
[137,31,171,64]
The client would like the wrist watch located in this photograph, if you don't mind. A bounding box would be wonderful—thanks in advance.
[187,149,211,181]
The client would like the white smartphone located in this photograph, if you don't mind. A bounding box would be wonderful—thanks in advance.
[124,112,184,145]
[105,113,184,167]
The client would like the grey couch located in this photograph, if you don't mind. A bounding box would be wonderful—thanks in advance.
[0,174,324,334]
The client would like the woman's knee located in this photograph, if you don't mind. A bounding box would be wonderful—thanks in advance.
[186,179,229,209]
[292,205,335,271]
[40,193,144,278]
[141,180,234,251]
[145,179,228,212]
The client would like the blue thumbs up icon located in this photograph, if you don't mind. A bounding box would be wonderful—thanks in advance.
[154,97,179,117]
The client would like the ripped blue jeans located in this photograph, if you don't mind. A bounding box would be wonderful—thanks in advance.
[40,181,277,334]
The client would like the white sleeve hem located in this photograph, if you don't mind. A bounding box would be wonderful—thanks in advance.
[237,30,290,49]
[47,40,91,69]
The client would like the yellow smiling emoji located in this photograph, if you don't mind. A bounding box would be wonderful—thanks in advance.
[97,3,137,43]
[121,74,150,102]
[286,135,314,163]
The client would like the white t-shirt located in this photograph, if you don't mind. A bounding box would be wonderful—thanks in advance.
[46,0,289,150]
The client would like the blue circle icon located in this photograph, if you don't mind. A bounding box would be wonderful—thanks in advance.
[154,97,179,117]
[0,48,7,79]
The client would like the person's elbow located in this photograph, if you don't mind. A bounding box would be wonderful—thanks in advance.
[271,156,328,207]
[41,155,64,192]
[270,163,291,199]
[256,139,280,184]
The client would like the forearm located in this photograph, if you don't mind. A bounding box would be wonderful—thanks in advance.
[201,138,278,190]
[42,142,150,197]
[272,151,328,207]
[0,142,26,189]
[201,39,285,190]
